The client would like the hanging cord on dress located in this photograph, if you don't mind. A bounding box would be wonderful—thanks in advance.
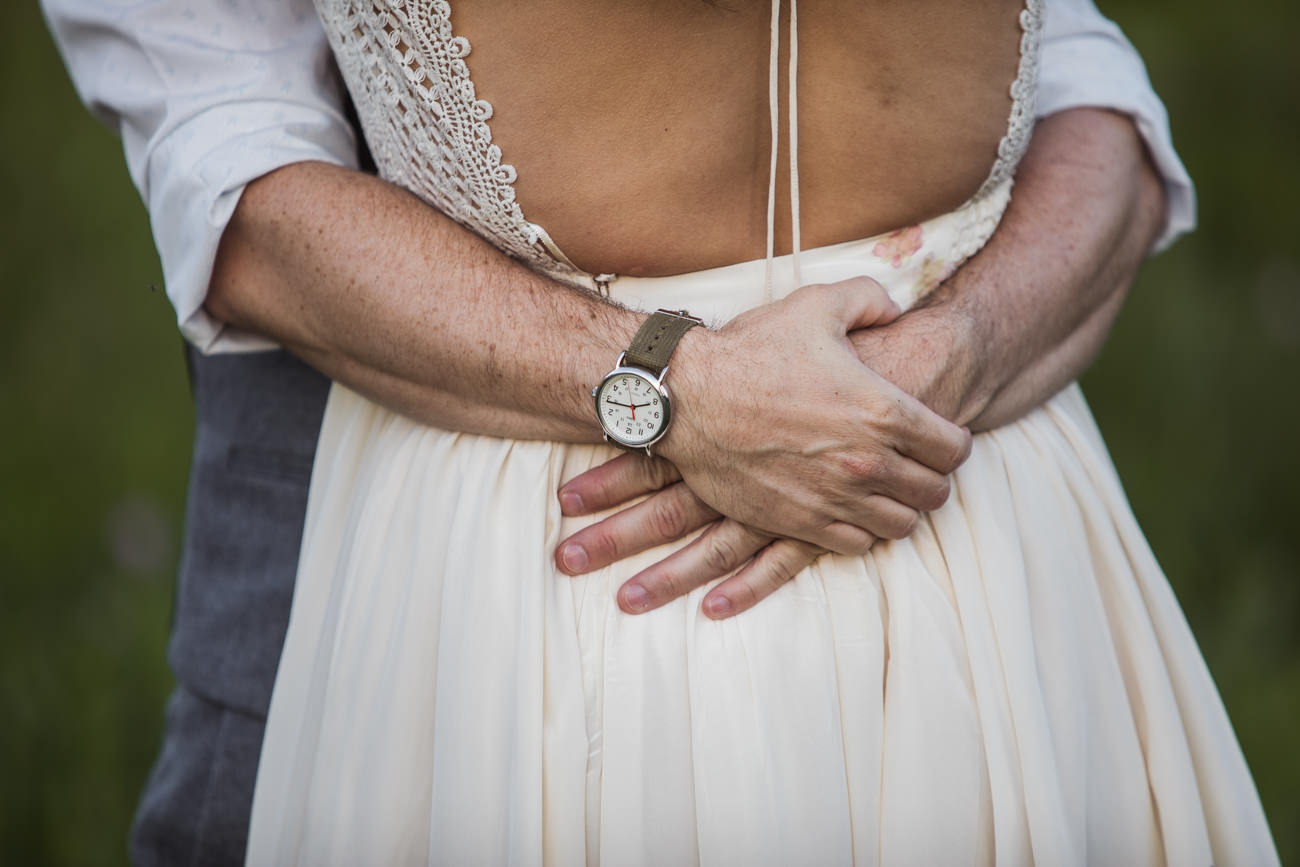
[764,0,802,300]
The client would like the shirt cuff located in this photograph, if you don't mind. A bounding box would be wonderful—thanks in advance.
[1036,33,1195,253]
[144,108,358,354]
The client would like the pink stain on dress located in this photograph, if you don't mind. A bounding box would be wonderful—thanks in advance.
[872,224,924,267]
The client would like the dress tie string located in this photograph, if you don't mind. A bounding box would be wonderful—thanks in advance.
[764,0,801,300]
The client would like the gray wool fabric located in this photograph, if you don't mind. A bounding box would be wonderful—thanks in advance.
[131,347,329,866]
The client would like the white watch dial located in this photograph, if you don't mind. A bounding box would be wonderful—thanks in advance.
[597,372,667,446]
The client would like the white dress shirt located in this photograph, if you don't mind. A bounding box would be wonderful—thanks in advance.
[42,0,1195,354]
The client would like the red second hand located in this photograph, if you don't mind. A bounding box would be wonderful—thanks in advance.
[627,381,636,421]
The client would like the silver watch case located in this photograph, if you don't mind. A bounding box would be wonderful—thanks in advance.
[591,352,673,456]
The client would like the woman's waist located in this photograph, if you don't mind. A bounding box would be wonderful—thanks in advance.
[602,177,1013,322]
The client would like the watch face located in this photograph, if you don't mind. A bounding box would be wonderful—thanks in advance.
[596,371,668,447]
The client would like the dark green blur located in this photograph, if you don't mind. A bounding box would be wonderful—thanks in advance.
[3,1,1296,863]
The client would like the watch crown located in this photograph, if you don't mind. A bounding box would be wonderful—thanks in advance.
[591,386,598,398]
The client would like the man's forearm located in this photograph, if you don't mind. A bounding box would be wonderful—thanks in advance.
[552,108,1173,613]
[207,161,640,442]
[207,160,969,551]
[853,108,1168,431]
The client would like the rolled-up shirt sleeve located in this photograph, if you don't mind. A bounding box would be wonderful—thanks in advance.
[42,0,358,353]
[1037,0,1196,251]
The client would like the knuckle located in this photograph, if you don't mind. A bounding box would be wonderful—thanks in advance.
[632,455,657,488]
[561,526,616,571]
[832,527,874,555]
[845,535,875,556]
[875,398,905,431]
[745,546,810,602]
[925,476,952,511]
[944,431,972,472]
[763,553,799,589]
[841,452,886,484]
[821,522,870,556]
[702,531,745,574]
[586,526,621,562]
[882,510,919,540]
[940,450,962,474]
[648,494,691,540]
[644,457,675,490]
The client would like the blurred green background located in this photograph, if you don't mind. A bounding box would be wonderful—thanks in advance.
[3,0,1297,863]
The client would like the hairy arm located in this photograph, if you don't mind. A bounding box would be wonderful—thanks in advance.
[855,108,1167,430]
[558,107,1169,617]
[207,161,968,553]
[207,161,627,442]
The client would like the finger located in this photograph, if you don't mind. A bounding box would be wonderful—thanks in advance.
[793,276,900,332]
[806,521,876,556]
[872,454,952,513]
[558,452,682,516]
[555,482,719,575]
[855,495,921,541]
[701,538,825,620]
[886,391,972,474]
[618,519,770,614]
[834,276,901,328]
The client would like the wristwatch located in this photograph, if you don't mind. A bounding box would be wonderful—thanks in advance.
[593,308,704,456]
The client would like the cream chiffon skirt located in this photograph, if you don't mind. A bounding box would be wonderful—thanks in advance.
[247,211,1277,865]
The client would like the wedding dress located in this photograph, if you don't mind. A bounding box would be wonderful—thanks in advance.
[247,1,1277,864]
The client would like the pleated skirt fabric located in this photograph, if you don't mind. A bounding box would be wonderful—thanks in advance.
[247,197,1278,865]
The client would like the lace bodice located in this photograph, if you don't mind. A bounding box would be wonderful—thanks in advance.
[314,0,1043,293]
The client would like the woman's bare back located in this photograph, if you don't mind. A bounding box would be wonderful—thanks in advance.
[454,0,1026,275]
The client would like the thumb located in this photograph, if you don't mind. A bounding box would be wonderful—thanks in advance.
[808,276,901,332]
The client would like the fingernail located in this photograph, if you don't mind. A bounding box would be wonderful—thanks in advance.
[622,583,650,612]
[560,543,589,573]
[703,595,732,618]
[559,491,584,515]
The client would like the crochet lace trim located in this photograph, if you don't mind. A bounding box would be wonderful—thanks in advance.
[316,0,1044,285]
[317,0,585,286]
[972,0,1044,201]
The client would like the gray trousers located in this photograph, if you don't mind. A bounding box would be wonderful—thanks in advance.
[131,347,330,866]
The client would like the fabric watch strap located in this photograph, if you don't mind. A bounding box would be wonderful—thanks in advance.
[624,309,704,377]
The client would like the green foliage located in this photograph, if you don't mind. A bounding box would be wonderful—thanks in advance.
[3,5,189,864]
[4,0,1296,862]
[1081,3,1300,859]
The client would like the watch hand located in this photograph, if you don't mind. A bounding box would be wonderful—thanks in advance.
[617,381,637,420]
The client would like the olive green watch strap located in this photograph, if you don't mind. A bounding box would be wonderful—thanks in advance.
[624,309,704,377]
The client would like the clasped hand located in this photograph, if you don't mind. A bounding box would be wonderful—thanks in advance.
[554,277,971,619]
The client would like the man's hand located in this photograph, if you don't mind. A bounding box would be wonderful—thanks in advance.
[554,108,1169,618]
[850,108,1168,431]
[657,278,969,553]
[210,162,968,552]
[554,454,824,619]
